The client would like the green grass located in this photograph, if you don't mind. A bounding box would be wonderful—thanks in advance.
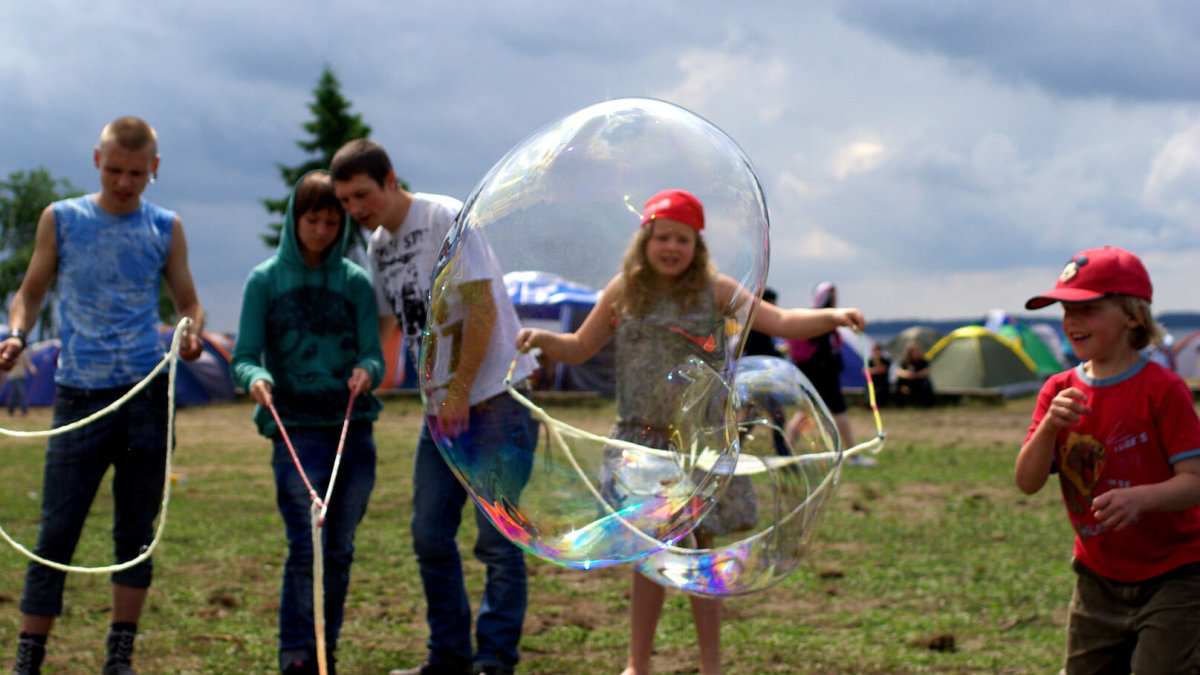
[0,398,1077,673]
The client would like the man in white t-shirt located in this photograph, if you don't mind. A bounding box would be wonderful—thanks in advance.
[332,140,536,675]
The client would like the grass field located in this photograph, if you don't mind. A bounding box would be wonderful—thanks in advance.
[0,395,1089,674]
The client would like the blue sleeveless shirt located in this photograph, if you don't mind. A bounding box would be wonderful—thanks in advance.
[53,196,174,388]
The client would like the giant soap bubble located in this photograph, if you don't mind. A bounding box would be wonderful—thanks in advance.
[421,98,770,569]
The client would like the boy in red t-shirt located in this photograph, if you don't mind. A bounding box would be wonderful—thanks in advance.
[1016,246,1200,673]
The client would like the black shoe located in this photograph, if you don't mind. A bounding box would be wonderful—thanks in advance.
[12,634,46,675]
[282,657,318,675]
[474,666,514,675]
[101,626,137,675]
[388,660,473,675]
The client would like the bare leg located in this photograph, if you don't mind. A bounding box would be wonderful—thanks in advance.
[621,570,666,675]
[19,614,54,636]
[689,594,723,675]
[111,584,147,624]
[784,412,806,447]
[834,412,853,449]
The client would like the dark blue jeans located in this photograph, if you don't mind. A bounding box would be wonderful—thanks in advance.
[21,377,169,616]
[414,393,537,671]
[272,421,376,661]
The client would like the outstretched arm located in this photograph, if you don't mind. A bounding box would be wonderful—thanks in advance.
[713,275,865,340]
[516,276,619,364]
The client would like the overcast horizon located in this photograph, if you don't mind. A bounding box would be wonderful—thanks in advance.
[3,2,1198,333]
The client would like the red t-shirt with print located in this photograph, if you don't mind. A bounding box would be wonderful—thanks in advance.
[1026,359,1200,582]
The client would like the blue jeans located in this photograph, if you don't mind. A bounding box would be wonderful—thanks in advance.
[414,393,537,671]
[272,421,376,662]
[21,377,169,616]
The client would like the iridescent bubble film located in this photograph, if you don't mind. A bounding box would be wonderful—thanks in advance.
[421,98,769,568]
[636,355,852,595]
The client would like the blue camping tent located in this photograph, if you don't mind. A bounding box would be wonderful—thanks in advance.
[505,270,599,327]
[0,329,235,409]
[0,339,60,408]
[504,271,613,394]
[157,327,237,407]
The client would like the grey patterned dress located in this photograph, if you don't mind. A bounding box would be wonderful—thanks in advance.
[605,290,756,538]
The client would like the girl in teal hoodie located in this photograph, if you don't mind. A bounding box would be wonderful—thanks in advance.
[233,170,384,675]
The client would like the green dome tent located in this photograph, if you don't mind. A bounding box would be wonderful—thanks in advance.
[981,310,1065,376]
[926,326,1043,397]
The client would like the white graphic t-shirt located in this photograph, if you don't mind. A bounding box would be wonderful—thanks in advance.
[368,193,534,408]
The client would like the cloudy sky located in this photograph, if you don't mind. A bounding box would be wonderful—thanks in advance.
[3,1,1198,333]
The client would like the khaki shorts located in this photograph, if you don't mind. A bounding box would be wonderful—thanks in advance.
[1065,558,1200,674]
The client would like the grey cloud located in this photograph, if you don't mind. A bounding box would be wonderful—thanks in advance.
[838,0,1200,101]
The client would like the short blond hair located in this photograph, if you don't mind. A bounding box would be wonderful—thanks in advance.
[1111,294,1163,350]
[98,116,158,156]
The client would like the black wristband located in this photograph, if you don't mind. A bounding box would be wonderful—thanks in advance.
[9,327,27,349]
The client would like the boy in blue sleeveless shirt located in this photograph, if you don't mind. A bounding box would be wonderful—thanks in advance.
[1,116,205,675]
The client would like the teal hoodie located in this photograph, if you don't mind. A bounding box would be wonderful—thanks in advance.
[232,172,384,438]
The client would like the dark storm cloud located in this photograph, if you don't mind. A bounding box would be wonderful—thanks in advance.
[839,0,1200,101]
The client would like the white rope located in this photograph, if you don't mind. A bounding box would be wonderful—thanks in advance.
[0,317,188,574]
[506,384,741,552]
[502,363,887,554]
[506,385,695,549]
[652,434,886,557]
[311,501,328,675]
[271,396,355,675]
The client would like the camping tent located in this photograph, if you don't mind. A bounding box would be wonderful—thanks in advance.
[1028,322,1073,368]
[926,326,1043,397]
[379,328,419,390]
[0,339,60,407]
[374,271,609,392]
[0,328,236,408]
[504,270,614,394]
[1173,330,1200,378]
[157,327,237,406]
[886,326,943,362]
[981,310,1065,376]
[505,270,598,326]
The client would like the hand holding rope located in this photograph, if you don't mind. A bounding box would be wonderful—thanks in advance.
[0,317,191,573]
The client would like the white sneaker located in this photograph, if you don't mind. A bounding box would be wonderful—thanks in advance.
[845,455,877,467]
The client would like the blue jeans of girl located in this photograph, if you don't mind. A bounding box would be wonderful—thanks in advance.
[272,421,376,663]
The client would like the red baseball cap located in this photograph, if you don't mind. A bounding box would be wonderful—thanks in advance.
[1025,246,1152,310]
[640,189,704,231]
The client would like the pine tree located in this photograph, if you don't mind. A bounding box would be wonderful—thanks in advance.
[262,65,394,258]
